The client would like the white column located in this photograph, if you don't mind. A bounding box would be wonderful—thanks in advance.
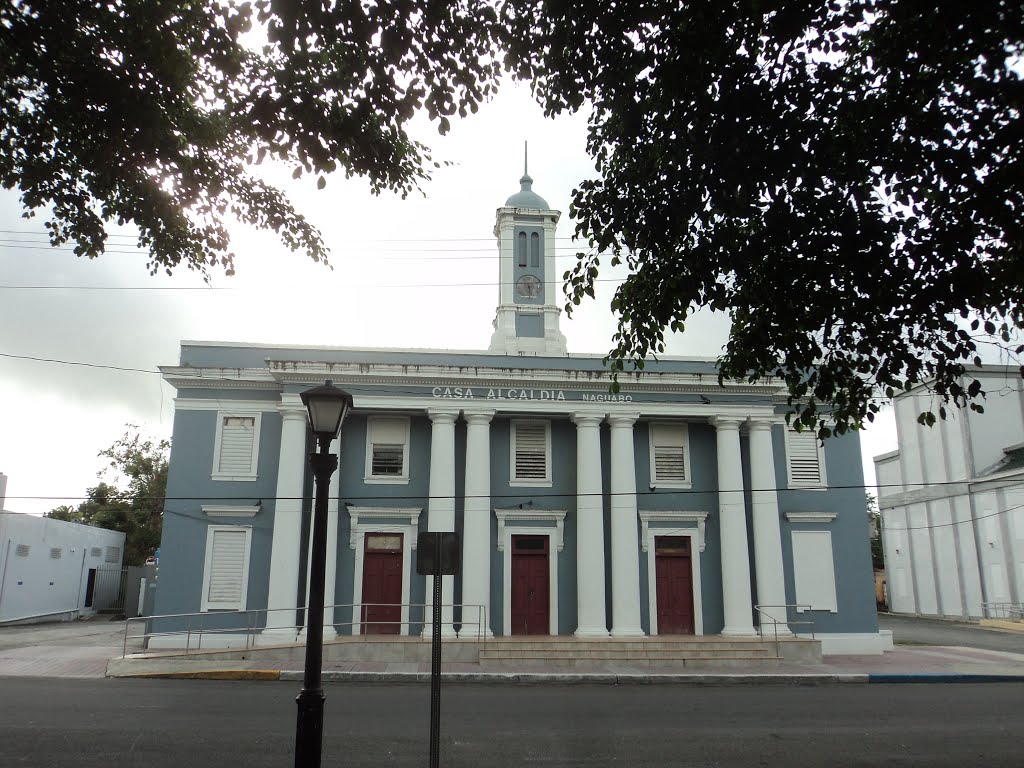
[300,436,341,641]
[462,410,495,638]
[747,420,791,636]
[711,416,757,636]
[424,409,458,638]
[264,395,308,636]
[608,412,644,637]
[572,412,609,638]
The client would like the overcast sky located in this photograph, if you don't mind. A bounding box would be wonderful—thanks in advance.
[0,81,897,515]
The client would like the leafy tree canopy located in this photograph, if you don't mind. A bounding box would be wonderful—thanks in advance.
[513,0,1024,435]
[4,1,1022,433]
[45,427,169,566]
[1,0,501,275]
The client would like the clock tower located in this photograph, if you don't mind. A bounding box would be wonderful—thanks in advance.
[488,153,568,355]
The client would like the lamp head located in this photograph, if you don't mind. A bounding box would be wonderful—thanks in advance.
[300,380,354,439]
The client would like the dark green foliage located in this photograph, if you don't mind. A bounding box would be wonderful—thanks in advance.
[5,1,1022,431]
[0,0,503,276]
[45,427,169,566]
[507,0,1024,434]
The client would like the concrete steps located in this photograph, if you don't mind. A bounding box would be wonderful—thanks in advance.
[477,636,809,668]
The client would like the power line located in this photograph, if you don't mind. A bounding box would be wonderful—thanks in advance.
[0,352,160,374]
[27,485,1024,536]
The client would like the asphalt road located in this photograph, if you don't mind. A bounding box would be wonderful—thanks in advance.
[878,613,1024,653]
[2,678,1022,767]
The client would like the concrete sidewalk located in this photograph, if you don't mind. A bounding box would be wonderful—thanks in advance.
[5,617,1024,684]
[104,643,1024,685]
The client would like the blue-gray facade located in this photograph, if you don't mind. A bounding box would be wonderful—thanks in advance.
[153,171,884,653]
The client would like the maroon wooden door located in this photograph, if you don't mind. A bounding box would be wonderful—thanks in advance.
[655,536,695,635]
[361,533,403,635]
[510,535,549,635]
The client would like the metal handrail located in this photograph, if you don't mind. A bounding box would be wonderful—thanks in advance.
[981,602,1024,620]
[123,602,487,658]
[753,604,815,658]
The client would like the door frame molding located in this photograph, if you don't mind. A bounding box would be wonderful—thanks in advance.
[348,507,421,635]
[639,510,706,636]
[495,508,566,636]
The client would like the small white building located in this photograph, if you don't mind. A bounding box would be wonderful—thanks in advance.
[0,511,126,625]
[874,367,1024,619]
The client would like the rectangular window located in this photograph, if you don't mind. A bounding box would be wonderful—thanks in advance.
[649,423,690,487]
[212,412,262,481]
[791,530,838,612]
[104,546,121,563]
[511,420,551,485]
[15,544,30,557]
[786,429,826,488]
[200,526,252,612]
[90,547,102,558]
[50,547,62,559]
[365,416,410,483]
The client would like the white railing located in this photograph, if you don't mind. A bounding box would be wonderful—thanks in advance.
[122,602,487,658]
[753,604,814,656]
[982,602,1024,620]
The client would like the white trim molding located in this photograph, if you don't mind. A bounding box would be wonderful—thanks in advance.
[200,525,253,612]
[363,415,412,485]
[785,429,828,489]
[201,505,260,518]
[647,421,692,489]
[784,512,837,523]
[509,419,553,487]
[639,510,708,553]
[211,411,263,482]
[637,512,705,636]
[494,508,566,636]
[495,508,566,552]
[347,507,421,636]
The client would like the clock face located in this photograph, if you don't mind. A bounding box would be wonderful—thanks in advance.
[515,274,542,299]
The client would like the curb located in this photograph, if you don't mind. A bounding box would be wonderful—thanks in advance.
[275,671,870,686]
[119,669,282,681]
[867,673,1024,684]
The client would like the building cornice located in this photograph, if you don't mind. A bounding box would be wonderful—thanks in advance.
[263,359,783,396]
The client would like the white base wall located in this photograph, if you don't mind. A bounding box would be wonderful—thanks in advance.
[800,630,894,655]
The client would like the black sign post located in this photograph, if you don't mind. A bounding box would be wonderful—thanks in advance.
[417,531,460,768]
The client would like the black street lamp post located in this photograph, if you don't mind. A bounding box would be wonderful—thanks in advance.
[295,380,353,768]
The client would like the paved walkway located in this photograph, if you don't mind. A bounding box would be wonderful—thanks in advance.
[5,616,1024,684]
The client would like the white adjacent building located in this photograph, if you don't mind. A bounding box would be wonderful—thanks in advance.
[874,367,1024,618]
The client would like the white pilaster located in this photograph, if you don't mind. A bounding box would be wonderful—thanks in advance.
[462,410,495,638]
[264,395,307,636]
[572,412,609,637]
[424,409,458,638]
[300,436,341,641]
[711,416,757,636]
[747,421,791,636]
[608,413,645,637]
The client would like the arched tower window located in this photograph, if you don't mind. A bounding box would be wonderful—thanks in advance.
[518,232,527,267]
[530,233,540,268]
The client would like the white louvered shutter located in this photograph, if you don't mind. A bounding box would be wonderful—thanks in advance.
[652,424,687,482]
[788,430,822,486]
[514,422,548,481]
[205,528,249,609]
[369,418,407,476]
[218,416,256,475]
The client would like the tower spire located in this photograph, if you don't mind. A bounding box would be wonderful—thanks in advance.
[524,141,528,177]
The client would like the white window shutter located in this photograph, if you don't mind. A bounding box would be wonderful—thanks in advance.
[792,531,838,611]
[514,422,548,480]
[204,528,250,610]
[788,430,822,486]
[651,423,687,483]
[366,417,409,479]
[218,416,256,475]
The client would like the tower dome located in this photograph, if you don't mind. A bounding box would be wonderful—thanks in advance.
[504,172,549,209]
